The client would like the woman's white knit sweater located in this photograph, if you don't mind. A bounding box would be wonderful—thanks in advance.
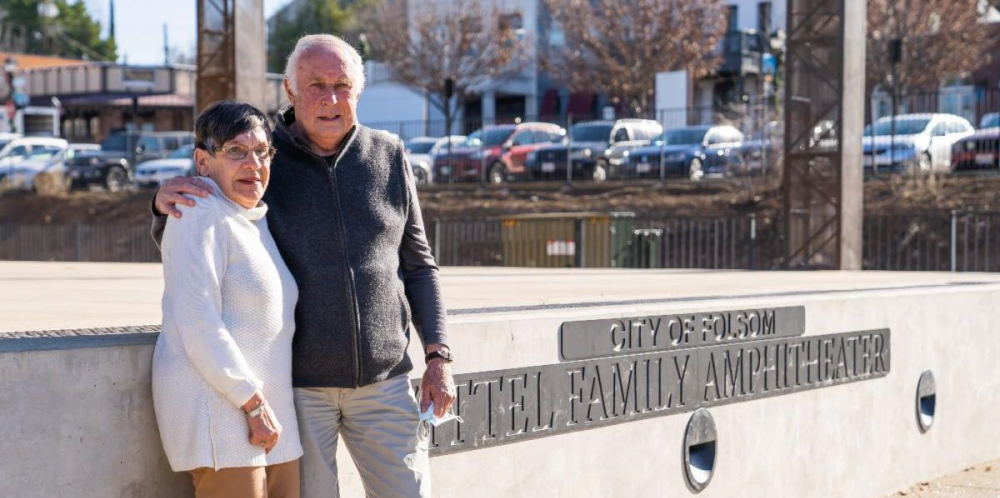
[152,177,302,471]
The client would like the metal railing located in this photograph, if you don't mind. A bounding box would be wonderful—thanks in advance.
[0,224,159,263]
[863,211,1000,272]
[4,211,1000,272]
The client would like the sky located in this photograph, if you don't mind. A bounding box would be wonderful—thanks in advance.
[80,0,295,65]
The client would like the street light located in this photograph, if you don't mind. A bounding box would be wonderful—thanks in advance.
[4,56,16,134]
[3,56,15,183]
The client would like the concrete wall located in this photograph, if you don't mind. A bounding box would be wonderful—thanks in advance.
[2,281,1000,497]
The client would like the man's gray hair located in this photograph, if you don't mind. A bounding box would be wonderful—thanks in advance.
[285,34,366,96]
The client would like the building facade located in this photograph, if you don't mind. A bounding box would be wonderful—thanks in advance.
[18,63,288,143]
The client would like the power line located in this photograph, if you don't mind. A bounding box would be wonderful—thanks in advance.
[49,26,115,62]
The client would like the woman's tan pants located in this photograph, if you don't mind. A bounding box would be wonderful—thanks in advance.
[189,459,300,498]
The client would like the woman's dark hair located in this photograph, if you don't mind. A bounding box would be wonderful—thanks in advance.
[194,100,272,152]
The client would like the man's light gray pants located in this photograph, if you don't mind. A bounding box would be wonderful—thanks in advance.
[294,374,430,498]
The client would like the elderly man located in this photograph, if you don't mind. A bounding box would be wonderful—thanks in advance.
[151,34,455,498]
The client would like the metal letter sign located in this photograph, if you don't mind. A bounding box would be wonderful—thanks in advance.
[559,307,806,361]
[418,305,889,456]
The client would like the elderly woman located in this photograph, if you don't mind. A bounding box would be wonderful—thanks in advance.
[152,100,302,498]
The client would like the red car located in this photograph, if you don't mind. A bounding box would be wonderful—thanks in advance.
[432,122,565,184]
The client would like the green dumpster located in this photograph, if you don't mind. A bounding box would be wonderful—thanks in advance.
[501,212,636,268]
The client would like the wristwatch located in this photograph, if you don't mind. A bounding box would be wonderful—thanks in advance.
[245,400,266,419]
[425,349,453,364]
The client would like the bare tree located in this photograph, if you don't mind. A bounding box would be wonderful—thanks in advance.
[867,0,990,93]
[541,0,727,116]
[362,0,529,133]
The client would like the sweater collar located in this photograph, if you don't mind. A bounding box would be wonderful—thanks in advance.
[199,176,269,221]
[275,105,359,162]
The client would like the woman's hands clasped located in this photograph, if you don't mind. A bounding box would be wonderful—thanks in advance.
[242,392,282,453]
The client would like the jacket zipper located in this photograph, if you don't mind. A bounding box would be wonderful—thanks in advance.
[287,127,364,387]
[327,168,364,387]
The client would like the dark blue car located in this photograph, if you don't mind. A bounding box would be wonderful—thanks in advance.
[523,119,663,181]
[625,125,745,180]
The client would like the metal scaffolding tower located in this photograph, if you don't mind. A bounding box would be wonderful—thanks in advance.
[196,0,265,115]
[782,0,866,269]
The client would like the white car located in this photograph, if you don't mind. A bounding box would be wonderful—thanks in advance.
[0,137,70,189]
[134,144,196,189]
[863,113,975,173]
[405,135,465,185]
[5,143,100,193]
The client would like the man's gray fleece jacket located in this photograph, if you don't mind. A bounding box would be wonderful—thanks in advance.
[152,107,448,388]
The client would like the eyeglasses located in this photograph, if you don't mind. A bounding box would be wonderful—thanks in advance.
[200,141,277,163]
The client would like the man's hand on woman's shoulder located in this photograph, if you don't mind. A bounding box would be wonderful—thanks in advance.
[154,176,215,219]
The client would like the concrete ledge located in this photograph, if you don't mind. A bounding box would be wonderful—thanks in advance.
[0,325,160,352]
[3,265,1000,497]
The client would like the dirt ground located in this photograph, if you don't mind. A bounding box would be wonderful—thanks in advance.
[0,174,996,226]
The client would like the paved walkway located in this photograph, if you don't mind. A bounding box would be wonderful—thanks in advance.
[888,460,1000,497]
[5,261,1000,332]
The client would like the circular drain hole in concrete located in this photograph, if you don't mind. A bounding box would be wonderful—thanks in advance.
[917,370,936,432]
[683,408,717,492]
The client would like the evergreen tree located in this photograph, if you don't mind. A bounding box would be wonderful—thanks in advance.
[267,0,373,73]
[0,0,116,61]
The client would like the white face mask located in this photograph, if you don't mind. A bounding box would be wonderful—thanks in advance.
[418,402,463,427]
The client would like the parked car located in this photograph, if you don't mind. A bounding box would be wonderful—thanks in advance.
[67,131,195,192]
[0,132,22,150]
[739,121,784,173]
[625,125,745,180]
[952,117,1000,172]
[405,135,466,185]
[134,143,196,189]
[0,136,69,187]
[523,119,663,181]
[432,123,565,184]
[5,143,100,193]
[862,114,974,173]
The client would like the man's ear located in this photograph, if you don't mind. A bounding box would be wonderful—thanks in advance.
[284,78,295,104]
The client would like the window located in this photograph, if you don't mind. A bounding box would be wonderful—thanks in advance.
[5,145,29,159]
[931,123,949,136]
[530,131,550,143]
[26,145,60,162]
[499,12,523,34]
[138,135,161,152]
[162,136,180,151]
[613,128,630,143]
[512,131,533,146]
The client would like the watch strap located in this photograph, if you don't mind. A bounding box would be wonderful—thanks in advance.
[425,350,453,364]
[245,401,265,418]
